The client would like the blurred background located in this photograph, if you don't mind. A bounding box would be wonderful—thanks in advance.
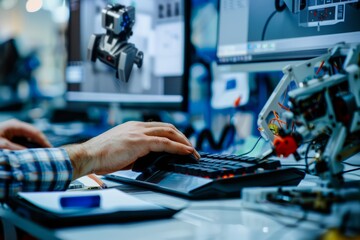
[2,0,358,154]
[0,0,68,103]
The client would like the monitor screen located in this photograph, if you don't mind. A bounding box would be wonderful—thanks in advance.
[216,0,360,64]
[66,0,189,111]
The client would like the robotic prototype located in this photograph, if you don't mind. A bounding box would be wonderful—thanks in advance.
[258,43,360,187]
[88,4,143,82]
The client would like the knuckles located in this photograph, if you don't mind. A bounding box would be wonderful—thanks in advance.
[165,128,176,136]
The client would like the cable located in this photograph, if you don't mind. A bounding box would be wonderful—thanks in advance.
[304,134,329,174]
[237,136,263,157]
[304,141,313,174]
[342,162,360,167]
[195,124,236,151]
[281,164,306,167]
[275,0,287,11]
[342,168,360,174]
[315,61,325,75]
[261,10,277,41]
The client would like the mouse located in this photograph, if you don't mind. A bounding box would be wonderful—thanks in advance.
[132,152,199,173]
[11,137,43,148]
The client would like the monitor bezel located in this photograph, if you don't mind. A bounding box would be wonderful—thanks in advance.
[215,1,360,67]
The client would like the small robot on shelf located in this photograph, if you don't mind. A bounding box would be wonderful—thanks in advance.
[88,4,143,82]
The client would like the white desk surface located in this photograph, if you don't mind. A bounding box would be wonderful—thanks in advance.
[1,175,335,240]
[2,153,359,240]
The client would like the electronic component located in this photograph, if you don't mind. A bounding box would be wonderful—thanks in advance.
[298,0,359,28]
[258,43,360,187]
[242,186,360,234]
[284,0,359,28]
[88,4,143,82]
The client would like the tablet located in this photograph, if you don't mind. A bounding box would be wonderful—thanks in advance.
[7,189,180,228]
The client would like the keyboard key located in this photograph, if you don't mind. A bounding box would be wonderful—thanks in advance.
[163,152,282,179]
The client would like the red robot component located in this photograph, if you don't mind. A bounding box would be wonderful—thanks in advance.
[273,135,298,158]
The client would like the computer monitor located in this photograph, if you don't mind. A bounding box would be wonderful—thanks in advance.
[66,0,189,111]
[216,0,360,65]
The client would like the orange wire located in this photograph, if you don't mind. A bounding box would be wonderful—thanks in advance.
[273,111,279,119]
[316,61,325,75]
[270,118,286,125]
[278,102,290,111]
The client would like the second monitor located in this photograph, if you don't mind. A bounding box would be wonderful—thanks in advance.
[217,0,360,64]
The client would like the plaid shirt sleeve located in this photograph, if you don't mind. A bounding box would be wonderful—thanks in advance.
[0,148,73,201]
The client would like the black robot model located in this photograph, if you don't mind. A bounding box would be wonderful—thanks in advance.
[88,4,143,82]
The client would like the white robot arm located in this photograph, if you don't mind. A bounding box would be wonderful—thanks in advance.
[258,43,360,186]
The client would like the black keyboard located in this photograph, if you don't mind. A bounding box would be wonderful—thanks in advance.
[164,153,281,179]
[106,153,305,199]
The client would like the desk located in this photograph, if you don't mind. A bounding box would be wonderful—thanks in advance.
[0,175,333,240]
[1,155,360,240]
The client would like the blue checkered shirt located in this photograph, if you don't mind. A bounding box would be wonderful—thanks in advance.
[0,148,73,201]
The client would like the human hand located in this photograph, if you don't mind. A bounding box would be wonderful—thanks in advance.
[0,119,52,150]
[65,121,200,180]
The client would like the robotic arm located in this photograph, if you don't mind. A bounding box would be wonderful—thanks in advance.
[88,4,143,82]
[258,43,360,187]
